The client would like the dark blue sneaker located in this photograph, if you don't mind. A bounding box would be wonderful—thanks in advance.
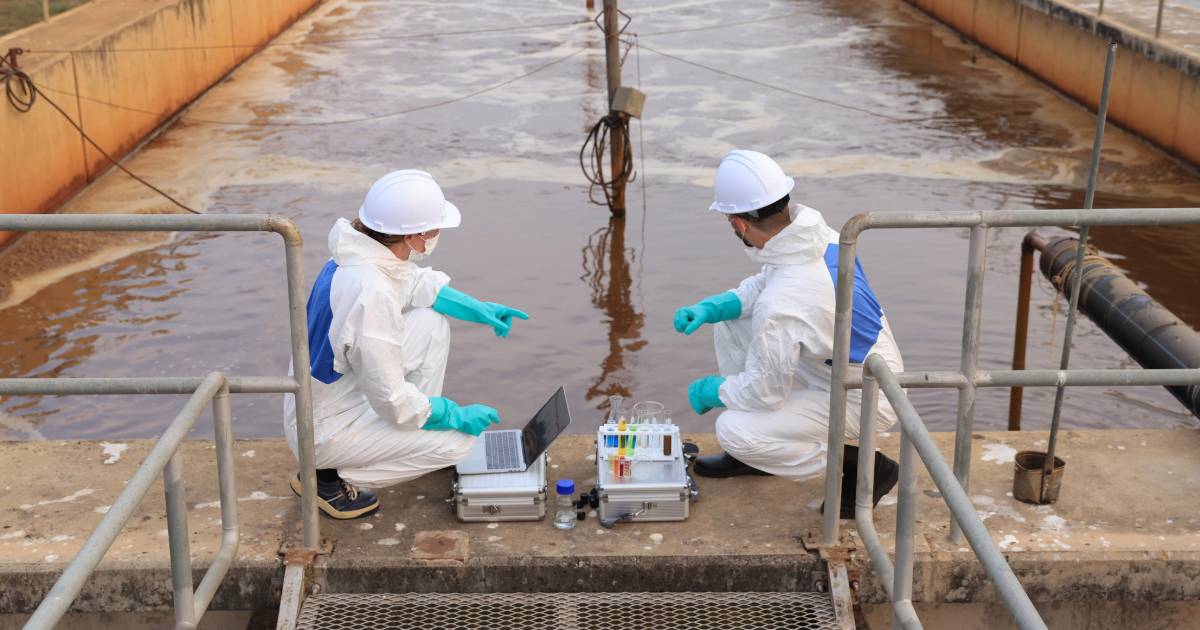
[290,474,380,520]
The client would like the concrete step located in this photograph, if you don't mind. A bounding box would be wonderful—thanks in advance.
[294,591,842,630]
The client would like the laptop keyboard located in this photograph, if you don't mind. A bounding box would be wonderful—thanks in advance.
[485,431,522,470]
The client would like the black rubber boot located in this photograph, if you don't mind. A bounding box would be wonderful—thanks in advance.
[821,445,900,519]
[692,451,771,478]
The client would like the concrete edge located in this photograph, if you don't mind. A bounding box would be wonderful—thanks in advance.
[1015,0,1200,77]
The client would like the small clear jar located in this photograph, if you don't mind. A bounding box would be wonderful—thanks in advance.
[553,480,576,530]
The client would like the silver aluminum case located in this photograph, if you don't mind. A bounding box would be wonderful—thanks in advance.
[596,430,689,523]
[452,454,547,522]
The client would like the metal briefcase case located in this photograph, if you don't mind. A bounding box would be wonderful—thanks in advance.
[451,454,547,522]
[596,423,690,523]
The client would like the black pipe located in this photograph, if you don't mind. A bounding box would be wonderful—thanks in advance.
[1039,237,1200,418]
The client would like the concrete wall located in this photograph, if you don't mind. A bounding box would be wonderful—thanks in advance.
[903,0,1200,167]
[0,0,321,247]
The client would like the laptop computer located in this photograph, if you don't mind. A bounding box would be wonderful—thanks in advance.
[455,386,571,475]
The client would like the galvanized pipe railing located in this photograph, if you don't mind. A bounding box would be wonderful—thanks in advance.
[825,207,1200,629]
[949,224,987,543]
[0,213,320,549]
[0,214,322,626]
[858,356,1048,630]
[193,383,237,619]
[23,373,230,629]
[822,206,1200,547]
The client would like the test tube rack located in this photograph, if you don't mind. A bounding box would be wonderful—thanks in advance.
[597,423,681,462]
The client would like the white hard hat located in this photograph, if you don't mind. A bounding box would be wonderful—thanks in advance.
[358,170,462,235]
[709,150,795,214]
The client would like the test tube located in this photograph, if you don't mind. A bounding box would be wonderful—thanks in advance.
[662,409,673,457]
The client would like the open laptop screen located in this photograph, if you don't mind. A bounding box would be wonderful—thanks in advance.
[520,386,571,469]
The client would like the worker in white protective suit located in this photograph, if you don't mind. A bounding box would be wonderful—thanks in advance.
[284,170,529,519]
[674,150,904,518]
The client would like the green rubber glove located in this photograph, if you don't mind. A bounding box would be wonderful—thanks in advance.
[688,375,727,415]
[674,291,742,335]
[433,285,530,337]
[423,397,501,436]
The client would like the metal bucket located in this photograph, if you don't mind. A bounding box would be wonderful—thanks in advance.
[1012,450,1066,505]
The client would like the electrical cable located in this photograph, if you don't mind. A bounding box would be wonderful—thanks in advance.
[633,12,804,37]
[32,45,586,127]
[25,18,592,54]
[579,113,636,210]
[1,55,200,214]
[2,42,586,212]
[2,62,36,112]
[632,41,934,124]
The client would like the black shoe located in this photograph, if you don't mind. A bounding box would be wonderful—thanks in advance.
[821,445,900,519]
[290,474,380,520]
[692,452,771,478]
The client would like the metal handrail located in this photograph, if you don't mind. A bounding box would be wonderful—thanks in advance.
[823,206,1200,545]
[819,206,1200,628]
[858,357,1047,630]
[22,373,230,629]
[0,214,321,627]
[1096,0,1175,38]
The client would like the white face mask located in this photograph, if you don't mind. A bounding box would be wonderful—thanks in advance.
[407,233,439,262]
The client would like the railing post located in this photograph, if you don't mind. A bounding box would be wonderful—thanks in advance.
[42,0,50,21]
[891,431,918,630]
[164,450,197,630]
[278,222,321,550]
[1155,0,1165,37]
[822,233,861,545]
[192,382,238,618]
[950,224,987,543]
[854,371,897,595]
[857,375,878,520]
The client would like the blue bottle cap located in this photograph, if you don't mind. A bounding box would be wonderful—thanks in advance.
[556,479,575,495]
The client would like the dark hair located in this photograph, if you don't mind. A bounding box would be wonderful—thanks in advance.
[352,218,406,245]
[732,194,790,223]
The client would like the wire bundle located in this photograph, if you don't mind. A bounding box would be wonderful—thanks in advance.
[2,61,36,113]
[579,113,636,210]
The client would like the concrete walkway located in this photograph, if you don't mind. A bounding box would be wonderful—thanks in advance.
[1065,0,1200,56]
[1,430,1199,615]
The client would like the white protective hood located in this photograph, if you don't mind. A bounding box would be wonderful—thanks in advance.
[719,205,904,414]
[745,205,833,266]
[285,219,449,447]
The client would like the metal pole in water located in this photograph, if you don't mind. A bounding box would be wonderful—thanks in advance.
[603,0,627,217]
[1155,0,1165,37]
[1040,42,1117,503]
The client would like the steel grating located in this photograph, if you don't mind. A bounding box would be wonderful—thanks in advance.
[294,591,842,630]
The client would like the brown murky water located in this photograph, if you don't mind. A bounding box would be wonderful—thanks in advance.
[2,0,1199,441]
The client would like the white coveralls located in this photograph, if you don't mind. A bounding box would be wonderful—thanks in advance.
[712,205,904,479]
[283,218,474,488]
